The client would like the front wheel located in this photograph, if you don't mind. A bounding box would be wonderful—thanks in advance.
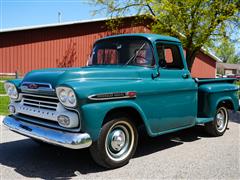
[90,116,138,169]
[205,106,229,136]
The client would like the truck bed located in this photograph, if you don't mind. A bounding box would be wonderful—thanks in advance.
[195,78,236,85]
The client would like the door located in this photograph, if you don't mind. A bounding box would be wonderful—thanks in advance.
[149,42,198,134]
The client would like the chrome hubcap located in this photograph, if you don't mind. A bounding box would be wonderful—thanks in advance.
[215,107,227,132]
[110,129,126,151]
[105,121,134,162]
[216,113,224,127]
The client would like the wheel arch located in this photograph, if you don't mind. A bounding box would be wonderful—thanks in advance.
[102,105,152,136]
[81,101,153,141]
[216,97,234,110]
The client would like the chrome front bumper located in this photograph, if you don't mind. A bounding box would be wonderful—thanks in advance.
[3,116,92,149]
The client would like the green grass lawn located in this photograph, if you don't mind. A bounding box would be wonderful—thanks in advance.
[0,76,15,81]
[0,96,9,115]
[0,78,9,115]
[0,76,14,94]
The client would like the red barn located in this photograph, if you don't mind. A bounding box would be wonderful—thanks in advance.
[0,16,220,78]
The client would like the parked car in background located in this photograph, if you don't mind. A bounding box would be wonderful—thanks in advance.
[222,74,240,81]
[235,75,240,81]
[216,74,223,78]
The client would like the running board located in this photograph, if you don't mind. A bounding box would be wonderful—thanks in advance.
[196,117,213,124]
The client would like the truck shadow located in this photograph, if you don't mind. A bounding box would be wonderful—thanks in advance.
[0,125,211,179]
[135,125,207,158]
[229,111,240,124]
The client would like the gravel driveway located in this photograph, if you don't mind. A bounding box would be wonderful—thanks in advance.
[0,112,239,179]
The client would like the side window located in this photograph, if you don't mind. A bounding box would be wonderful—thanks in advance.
[157,44,184,69]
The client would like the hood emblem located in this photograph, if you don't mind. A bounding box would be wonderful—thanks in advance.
[28,83,39,89]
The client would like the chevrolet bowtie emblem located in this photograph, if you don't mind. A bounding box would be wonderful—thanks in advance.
[28,83,38,89]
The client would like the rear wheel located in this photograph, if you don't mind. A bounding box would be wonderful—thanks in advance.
[90,116,138,169]
[205,106,229,136]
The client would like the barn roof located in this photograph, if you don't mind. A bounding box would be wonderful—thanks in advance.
[0,16,221,62]
[0,16,134,33]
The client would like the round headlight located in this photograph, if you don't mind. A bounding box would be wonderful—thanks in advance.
[59,89,68,102]
[4,82,18,99]
[68,90,76,104]
[56,87,77,107]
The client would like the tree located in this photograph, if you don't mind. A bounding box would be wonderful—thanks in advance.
[213,39,240,64]
[91,0,240,70]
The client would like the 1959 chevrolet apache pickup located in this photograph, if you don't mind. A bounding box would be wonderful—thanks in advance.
[3,34,239,168]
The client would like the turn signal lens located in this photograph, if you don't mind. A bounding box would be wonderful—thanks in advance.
[8,105,16,114]
[57,115,70,127]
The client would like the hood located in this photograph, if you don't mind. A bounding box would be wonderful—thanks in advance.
[22,66,149,88]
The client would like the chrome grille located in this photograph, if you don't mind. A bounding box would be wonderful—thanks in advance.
[14,93,80,132]
[22,94,59,110]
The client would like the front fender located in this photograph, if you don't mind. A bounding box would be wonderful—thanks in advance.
[80,100,150,141]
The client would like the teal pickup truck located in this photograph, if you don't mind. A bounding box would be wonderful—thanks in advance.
[3,34,239,168]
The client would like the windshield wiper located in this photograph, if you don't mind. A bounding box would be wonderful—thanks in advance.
[124,43,146,65]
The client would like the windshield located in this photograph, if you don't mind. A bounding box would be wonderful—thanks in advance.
[88,37,155,67]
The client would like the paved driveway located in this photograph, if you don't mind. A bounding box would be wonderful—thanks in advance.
[0,113,239,179]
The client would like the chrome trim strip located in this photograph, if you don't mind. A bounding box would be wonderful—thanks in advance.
[3,116,92,149]
[22,93,58,99]
[23,97,58,105]
[88,92,136,101]
[22,102,56,109]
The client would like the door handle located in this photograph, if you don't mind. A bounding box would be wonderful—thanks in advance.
[182,73,189,79]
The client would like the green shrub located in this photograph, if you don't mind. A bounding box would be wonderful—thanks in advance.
[0,96,9,115]
[0,82,6,94]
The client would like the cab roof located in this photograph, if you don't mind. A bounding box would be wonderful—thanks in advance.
[96,33,181,44]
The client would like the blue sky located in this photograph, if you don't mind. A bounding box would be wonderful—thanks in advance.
[0,0,239,54]
[1,0,104,29]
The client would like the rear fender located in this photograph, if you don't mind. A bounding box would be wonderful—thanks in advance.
[198,83,238,117]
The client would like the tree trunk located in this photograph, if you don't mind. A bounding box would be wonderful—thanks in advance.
[185,49,198,71]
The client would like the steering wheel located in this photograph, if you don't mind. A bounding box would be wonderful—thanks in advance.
[135,55,148,64]
[159,59,166,68]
